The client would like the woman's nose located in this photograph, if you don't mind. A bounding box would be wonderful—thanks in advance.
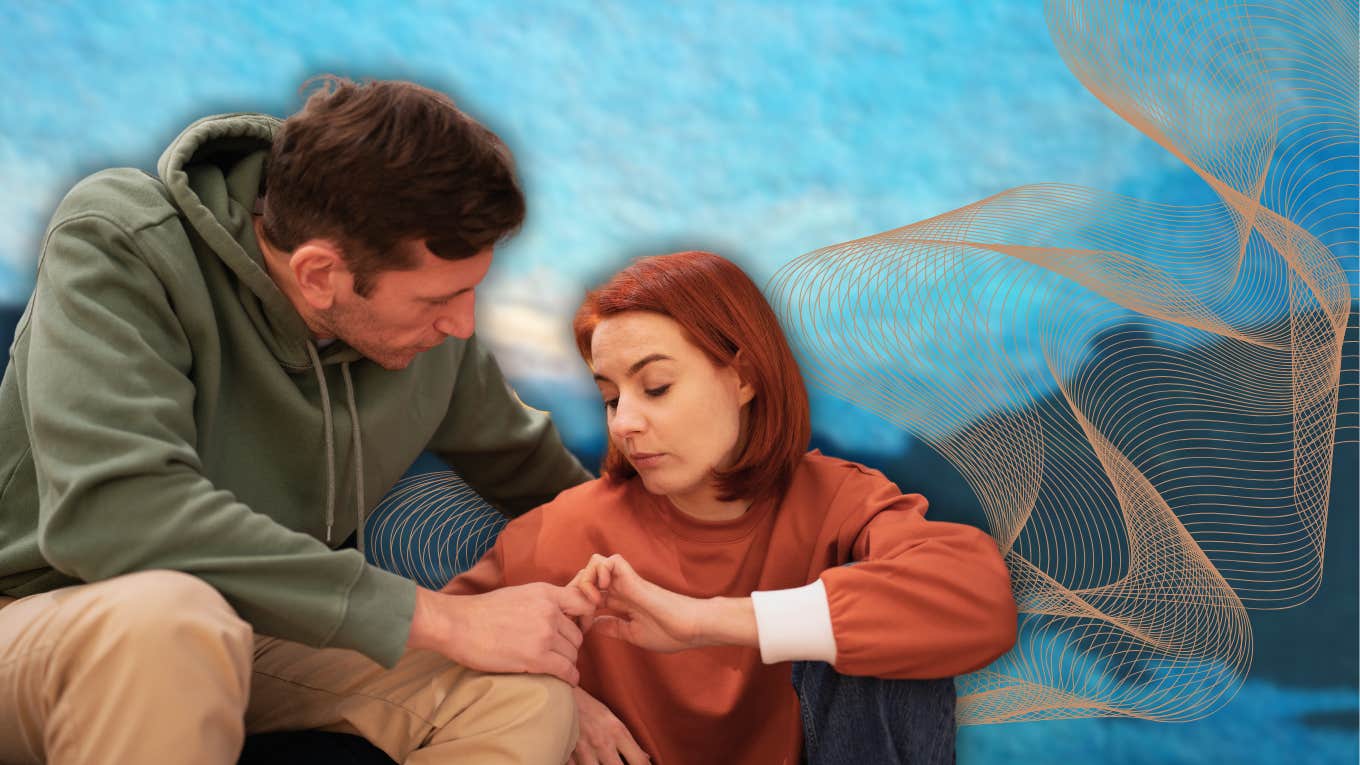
[609,395,645,439]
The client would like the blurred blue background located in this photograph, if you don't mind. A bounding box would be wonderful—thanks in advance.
[1,2,1354,762]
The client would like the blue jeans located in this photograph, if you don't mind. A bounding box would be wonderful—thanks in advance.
[793,661,956,765]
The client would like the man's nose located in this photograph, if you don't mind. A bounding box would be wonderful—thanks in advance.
[434,298,476,339]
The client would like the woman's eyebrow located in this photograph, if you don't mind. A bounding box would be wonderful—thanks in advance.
[593,353,673,382]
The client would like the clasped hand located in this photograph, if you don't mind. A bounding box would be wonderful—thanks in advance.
[423,557,745,765]
[564,554,717,765]
[418,553,713,689]
[568,553,713,653]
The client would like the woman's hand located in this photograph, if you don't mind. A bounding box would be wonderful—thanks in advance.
[571,553,704,651]
[567,554,611,632]
[569,686,651,765]
[569,554,757,652]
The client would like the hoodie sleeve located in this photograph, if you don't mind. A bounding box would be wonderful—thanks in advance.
[818,466,1019,679]
[24,213,415,667]
[426,334,593,517]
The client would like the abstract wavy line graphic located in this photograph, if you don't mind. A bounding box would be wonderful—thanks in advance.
[366,471,508,589]
[768,0,1355,723]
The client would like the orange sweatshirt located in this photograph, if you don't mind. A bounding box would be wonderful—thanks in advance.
[446,450,1017,765]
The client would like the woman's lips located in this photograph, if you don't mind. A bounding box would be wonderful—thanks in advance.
[631,452,665,469]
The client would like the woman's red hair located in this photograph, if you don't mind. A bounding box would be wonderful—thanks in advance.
[573,251,811,504]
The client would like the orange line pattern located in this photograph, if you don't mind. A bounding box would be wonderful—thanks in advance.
[769,0,1356,723]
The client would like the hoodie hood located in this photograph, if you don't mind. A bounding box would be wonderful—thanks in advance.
[156,112,363,370]
[157,112,368,545]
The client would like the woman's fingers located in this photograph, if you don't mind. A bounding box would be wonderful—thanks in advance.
[575,554,652,605]
[605,554,657,602]
[570,554,615,600]
[568,563,603,603]
[605,554,632,589]
[605,555,670,612]
[573,575,602,606]
[590,553,614,590]
[590,614,628,642]
[573,684,651,765]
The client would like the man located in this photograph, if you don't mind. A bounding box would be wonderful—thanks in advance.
[0,77,595,764]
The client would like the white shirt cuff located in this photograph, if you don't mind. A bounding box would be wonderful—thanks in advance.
[750,578,838,664]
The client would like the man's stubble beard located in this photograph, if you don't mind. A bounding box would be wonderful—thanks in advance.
[320,299,412,371]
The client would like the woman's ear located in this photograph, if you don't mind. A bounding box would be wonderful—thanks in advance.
[733,350,757,406]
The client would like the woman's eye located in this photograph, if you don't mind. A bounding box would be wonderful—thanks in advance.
[645,385,671,397]
[603,399,618,411]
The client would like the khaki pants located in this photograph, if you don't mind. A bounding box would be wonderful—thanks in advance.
[0,570,576,764]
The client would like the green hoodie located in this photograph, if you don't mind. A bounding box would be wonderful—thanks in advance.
[0,114,591,666]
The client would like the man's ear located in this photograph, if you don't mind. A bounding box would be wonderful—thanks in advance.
[290,241,349,310]
[733,349,757,406]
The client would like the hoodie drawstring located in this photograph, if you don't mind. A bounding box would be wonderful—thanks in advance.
[340,361,366,553]
[306,342,337,543]
[305,342,368,553]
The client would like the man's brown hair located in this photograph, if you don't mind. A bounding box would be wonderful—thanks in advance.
[260,76,525,296]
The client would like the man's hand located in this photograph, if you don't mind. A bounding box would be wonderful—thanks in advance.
[569,686,651,765]
[569,554,757,652]
[406,583,594,685]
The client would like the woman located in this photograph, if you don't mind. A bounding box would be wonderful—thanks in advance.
[444,251,1017,765]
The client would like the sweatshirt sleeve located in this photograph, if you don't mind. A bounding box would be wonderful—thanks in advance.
[750,579,838,663]
[819,467,1018,679]
[426,334,593,517]
[24,214,415,667]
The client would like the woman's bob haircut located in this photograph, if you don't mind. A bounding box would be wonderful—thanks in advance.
[573,251,811,504]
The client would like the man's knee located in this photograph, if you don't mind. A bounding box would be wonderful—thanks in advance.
[428,671,577,762]
[479,671,575,728]
[493,674,577,761]
[57,570,253,673]
[521,674,577,738]
[2,571,256,763]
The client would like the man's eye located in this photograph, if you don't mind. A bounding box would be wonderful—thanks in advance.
[645,385,671,397]
[603,399,618,411]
